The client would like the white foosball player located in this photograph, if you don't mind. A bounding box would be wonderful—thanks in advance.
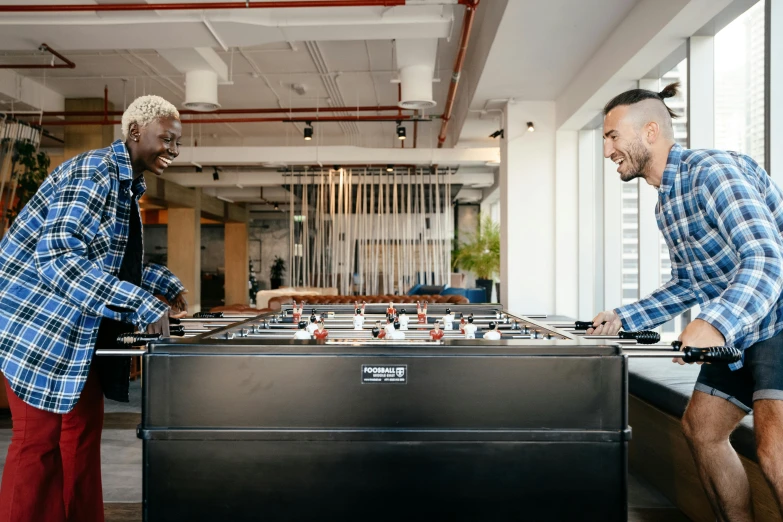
[398,309,410,330]
[463,316,478,339]
[353,309,365,330]
[442,308,455,330]
[483,321,502,340]
[293,321,312,339]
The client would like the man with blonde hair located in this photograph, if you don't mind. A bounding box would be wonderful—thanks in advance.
[0,95,188,522]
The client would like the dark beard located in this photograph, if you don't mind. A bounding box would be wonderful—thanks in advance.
[620,139,651,182]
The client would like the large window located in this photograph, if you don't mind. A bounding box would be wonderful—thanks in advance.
[621,182,639,305]
[715,0,766,167]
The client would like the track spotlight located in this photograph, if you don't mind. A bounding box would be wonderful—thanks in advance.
[304,121,313,141]
[212,167,220,181]
[333,165,341,171]
[527,121,535,132]
[274,204,279,211]
[396,121,406,140]
[489,129,504,139]
[386,164,394,173]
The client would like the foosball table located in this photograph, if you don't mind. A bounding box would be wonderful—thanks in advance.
[99,304,739,522]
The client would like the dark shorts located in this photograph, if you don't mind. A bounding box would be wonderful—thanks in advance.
[695,329,783,414]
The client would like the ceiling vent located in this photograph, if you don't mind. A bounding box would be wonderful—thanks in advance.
[184,70,220,112]
[395,39,438,110]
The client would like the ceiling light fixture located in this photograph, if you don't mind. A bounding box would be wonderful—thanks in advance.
[489,129,504,139]
[212,166,220,181]
[386,164,394,173]
[396,121,406,140]
[527,121,535,133]
[304,121,313,141]
[274,204,279,211]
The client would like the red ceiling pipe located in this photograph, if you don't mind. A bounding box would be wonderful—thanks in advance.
[0,1,405,13]
[0,43,75,69]
[19,105,408,118]
[37,115,435,126]
[413,119,418,148]
[437,0,479,148]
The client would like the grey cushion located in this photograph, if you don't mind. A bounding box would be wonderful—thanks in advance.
[629,358,757,461]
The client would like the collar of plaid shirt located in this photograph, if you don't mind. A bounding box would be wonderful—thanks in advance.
[658,143,683,196]
[111,139,147,196]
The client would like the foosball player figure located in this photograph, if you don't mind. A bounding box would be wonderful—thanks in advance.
[384,317,396,338]
[398,309,410,330]
[430,321,445,341]
[463,315,478,339]
[386,301,397,317]
[511,320,521,331]
[442,308,455,330]
[391,321,406,340]
[483,321,502,340]
[416,301,427,324]
[313,320,329,340]
[293,321,312,339]
[292,300,305,323]
[307,314,319,334]
[459,312,467,333]
[353,308,365,330]
[355,300,367,315]
[372,322,382,339]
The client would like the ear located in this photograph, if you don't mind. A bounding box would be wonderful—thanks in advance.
[645,121,660,145]
[128,122,141,142]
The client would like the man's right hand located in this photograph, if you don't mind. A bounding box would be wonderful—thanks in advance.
[587,310,622,336]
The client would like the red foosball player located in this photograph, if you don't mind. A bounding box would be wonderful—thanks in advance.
[313,321,329,340]
[459,313,467,334]
[375,321,386,339]
[417,301,427,324]
[292,300,305,324]
[429,321,445,341]
[386,301,397,317]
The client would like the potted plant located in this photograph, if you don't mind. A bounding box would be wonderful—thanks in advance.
[452,215,500,303]
[269,256,286,290]
[0,138,50,236]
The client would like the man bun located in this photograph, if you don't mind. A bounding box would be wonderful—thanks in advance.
[658,82,680,100]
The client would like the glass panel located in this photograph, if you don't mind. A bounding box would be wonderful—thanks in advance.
[715,0,766,168]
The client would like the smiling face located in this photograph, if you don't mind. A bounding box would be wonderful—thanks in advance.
[603,105,651,183]
[126,116,182,177]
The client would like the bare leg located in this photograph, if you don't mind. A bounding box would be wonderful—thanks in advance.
[682,390,752,522]
[753,400,783,515]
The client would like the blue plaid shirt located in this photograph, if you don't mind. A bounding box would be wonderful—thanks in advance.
[616,144,783,370]
[0,140,184,413]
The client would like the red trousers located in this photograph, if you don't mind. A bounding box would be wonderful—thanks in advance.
[0,369,104,522]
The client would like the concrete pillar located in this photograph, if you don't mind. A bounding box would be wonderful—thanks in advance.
[64,98,115,160]
[500,101,555,315]
[224,222,249,306]
[168,195,202,313]
[555,130,579,318]
[687,36,715,149]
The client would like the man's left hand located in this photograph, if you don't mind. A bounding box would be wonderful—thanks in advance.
[673,319,725,365]
[170,291,188,319]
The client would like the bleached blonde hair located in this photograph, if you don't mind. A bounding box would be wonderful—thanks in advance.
[121,95,180,140]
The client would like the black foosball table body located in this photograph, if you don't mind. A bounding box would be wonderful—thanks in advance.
[138,306,629,521]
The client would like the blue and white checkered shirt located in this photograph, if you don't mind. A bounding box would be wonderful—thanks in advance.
[616,144,783,370]
[0,140,184,413]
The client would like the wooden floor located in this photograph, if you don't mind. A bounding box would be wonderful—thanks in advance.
[105,505,690,522]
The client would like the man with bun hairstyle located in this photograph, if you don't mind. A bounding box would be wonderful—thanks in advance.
[590,82,783,519]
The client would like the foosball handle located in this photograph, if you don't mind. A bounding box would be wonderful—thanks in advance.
[671,341,742,364]
[194,312,224,318]
[169,317,181,325]
[116,333,162,347]
[575,320,604,330]
[619,330,661,344]
[169,325,185,337]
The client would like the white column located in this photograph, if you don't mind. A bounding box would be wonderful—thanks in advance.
[578,130,597,319]
[769,0,782,182]
[593,131,605,313]
[687,36,715,149]
[500,101,556,315]
[637,79,663,300]
[603,157,623,309]
[555,130,579,318]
